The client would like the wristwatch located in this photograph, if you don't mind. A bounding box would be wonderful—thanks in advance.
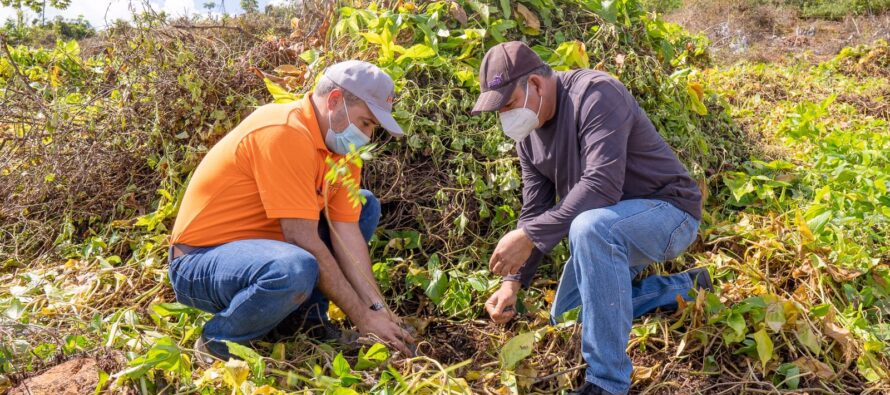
[370,302,385,311]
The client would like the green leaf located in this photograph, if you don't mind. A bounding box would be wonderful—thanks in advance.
[500,331,539,370]
[271,342,286,361]
[356,343,390,370]
[806,210,833,235]
[332,352,351,377]
[396,44,436,63]
[857,352,885,382]
[499,0,511,19]
[225,341,264,377]
[425,267,448,305]
[465,0,490,24]
[810,303,831,317]
[550,40,589,70]
[727,311,746,337]
[795,321,822,355]
[775,363,800,389]
[151,302,199,318]
[753,328,774,370]
[723,173,754,202]
[332,352,360,386]
[119,337,189,380]
[94,369,109,395]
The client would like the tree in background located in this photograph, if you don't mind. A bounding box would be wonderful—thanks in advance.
[0,0,72,26]
[240,0,259,14]
[202,1,215,17]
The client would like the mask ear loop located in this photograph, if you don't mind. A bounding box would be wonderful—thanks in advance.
[342,95,352,125]
[525,79,542,116]
[328,92,352,134]
[327,103,334,132]
[522,80,530,109]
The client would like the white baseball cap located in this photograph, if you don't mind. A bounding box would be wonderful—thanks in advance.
[322,60,403,137]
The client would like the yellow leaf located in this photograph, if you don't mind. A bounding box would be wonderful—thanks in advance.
[795,209,814,243]
[543,289,555,304]
[687,81,704,101]
[223,359,250,389]
[465,370,483,381]
[328,303,346,322]
[252,385,283,395]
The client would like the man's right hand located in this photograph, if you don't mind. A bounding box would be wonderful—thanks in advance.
[355,310,415,356]
[485,280,521,324]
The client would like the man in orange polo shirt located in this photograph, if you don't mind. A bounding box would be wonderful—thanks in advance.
[168,61,414,361]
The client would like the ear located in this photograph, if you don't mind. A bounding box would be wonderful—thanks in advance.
[528,75,544,96]
[326,88,343,110]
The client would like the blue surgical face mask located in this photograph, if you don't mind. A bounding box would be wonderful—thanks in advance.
[325,99,370,155]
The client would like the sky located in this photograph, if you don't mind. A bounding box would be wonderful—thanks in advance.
[0,0,290,28]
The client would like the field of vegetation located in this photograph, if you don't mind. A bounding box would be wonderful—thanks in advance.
[0,0,887,393]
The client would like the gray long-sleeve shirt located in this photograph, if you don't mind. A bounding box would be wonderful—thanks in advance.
[505,69,702,287]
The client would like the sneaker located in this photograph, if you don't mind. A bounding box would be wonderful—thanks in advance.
[569,381,615,395]
[193,336,232,367]
[685,267,714,292]
[265,317,361,349]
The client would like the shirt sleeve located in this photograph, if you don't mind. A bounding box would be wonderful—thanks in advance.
[503,144,556,287]
[237,125,321,220]
[324,162,363,223]
[522,80,632,254]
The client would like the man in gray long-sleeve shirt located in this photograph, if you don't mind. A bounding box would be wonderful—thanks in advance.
[472,42,712,395]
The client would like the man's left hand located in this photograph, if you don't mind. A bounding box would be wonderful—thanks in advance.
[489,228,534,276]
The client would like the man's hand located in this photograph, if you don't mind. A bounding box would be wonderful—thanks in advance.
[355,310,416,356]
[489,228,535,276]
[485,281,521,324]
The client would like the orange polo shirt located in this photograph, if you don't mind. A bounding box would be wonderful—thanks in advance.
[170,95,361,247]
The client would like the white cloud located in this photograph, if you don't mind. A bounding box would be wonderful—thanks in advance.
[156,0,199,18]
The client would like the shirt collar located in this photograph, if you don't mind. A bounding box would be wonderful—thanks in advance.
[294,93,329,152]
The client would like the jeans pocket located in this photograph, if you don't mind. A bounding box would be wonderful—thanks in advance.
[663,214,698,261]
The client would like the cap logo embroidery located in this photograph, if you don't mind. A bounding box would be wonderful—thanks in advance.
[488,73,504,88]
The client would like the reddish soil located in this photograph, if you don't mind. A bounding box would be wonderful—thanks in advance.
[10,358,100,395]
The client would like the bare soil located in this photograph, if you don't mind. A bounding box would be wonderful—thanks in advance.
[665,0,890,64]
[10,358,100,395]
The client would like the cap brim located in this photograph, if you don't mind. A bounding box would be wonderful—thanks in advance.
[367,103,404,137]
[471,82,516,115]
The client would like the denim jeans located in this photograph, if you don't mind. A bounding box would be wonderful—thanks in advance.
[549,199,700,394]
[168,189,380,351]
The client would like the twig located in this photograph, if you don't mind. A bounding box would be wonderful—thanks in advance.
[531,363,587,384]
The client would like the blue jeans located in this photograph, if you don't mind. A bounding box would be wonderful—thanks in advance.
[168,189,380,351]
[549,199,700,394]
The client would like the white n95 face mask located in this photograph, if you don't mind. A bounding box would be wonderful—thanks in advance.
[499,80,542,142]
